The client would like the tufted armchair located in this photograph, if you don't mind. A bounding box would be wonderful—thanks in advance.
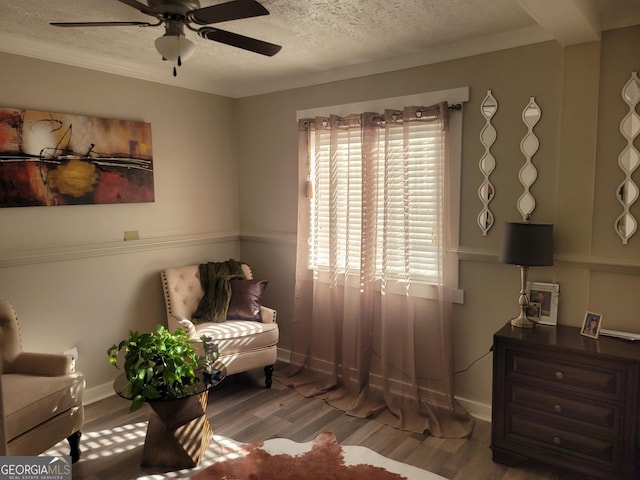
[161,263,279,388]
[0,299,84,461]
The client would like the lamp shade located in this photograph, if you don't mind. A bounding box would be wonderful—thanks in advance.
[499,222,553,266]
[155,34,196,62]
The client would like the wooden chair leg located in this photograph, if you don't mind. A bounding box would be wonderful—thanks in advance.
[67,431,81,463]
[264,365,274,388]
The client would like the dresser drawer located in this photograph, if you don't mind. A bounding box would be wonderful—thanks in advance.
[507,349,622,399]
[506,413,618,465]
[508,383,619,432]
[492,324,640,479]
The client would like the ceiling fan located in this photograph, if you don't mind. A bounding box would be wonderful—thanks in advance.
[51,0,282,76]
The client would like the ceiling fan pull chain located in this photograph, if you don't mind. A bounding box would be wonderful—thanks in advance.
[172,55,184,77]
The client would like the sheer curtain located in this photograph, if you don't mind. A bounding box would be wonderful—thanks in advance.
[278,102,473,438]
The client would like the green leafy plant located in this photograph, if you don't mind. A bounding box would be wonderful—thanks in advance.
[108,325,199,412]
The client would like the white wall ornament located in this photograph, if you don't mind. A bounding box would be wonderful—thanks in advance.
[615,71,640,245]
[478,89,497,236]
[517,97,541,221]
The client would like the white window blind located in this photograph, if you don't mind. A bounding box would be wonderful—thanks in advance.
[309,116,445,285]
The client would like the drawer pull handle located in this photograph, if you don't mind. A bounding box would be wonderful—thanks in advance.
[553,404,562,413]
[555,371,564,380]
[553,436,562,446]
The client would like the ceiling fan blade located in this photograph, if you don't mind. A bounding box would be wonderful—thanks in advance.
[116,0,162,18]
[50,21,157,27]
[198,27,281,56]
[189,0,269,25]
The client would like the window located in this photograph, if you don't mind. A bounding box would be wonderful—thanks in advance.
[298,87,467,302]
[309,117,445,284]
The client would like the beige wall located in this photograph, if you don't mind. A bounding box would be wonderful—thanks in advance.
[0,52,242,400]
[1,25,638,415]
[236,26,640,418]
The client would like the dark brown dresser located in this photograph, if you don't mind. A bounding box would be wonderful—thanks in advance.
[491,323,640,479]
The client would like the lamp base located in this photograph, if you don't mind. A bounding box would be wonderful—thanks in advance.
[509,264,536,329]
[510,311,535,328]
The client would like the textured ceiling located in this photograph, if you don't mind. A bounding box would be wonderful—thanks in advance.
[0,0,638,97]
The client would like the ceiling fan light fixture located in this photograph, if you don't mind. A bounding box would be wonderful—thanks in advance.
[154,34,196,62]
[52,0,281,77]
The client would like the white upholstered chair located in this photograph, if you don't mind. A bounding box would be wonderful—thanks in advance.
[161,263,279,387]
[0,299,85,461]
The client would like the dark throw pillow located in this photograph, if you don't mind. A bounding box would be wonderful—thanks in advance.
[227,279,269,321]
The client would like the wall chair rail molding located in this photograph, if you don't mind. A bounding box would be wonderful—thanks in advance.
[615,71,640,244]
[554,252,640,275]
[239,231,297,246]
[0,107,153,207]
[455,247,640,276]
[0,232,238,268]
[517,97,541,220]
[478,89,498,236]
[455,246,500,263]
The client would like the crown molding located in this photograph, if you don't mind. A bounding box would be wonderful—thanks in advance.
[0,31,219,95]
[0,25,551,98]
[227,25,552,97]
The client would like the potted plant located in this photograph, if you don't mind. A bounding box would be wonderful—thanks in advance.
[108,325,199,412]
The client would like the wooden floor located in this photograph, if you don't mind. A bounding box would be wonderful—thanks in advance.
[54,368,585,479]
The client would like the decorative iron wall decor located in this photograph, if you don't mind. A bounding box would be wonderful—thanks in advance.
[0,108,154,207]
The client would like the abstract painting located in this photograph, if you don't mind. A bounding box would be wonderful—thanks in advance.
[0,108,154,207]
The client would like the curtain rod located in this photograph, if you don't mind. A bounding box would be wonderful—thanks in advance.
[300,102,464,128]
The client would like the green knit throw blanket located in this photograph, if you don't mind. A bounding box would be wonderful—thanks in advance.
[192,259,245,323]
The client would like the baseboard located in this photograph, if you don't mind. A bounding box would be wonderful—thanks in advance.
[277,347,292,364]
[84,382,118,405]
[85,347,294,406]
[456,396,491,422]
[87,348,492,423]
[274,347,491,421]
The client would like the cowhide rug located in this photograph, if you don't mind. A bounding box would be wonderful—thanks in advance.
[46,422,446,480]
[190,432,447,480]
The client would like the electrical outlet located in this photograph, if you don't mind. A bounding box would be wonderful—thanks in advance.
[64,346,78,372]
[124,230,140,241]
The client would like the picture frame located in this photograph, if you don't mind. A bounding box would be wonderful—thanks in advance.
[0,107,154,207]
[581,312,603,339]
[526,282,559,326]
[526,302,541,320]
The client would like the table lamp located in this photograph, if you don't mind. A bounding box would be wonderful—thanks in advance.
[499,221,553,328]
